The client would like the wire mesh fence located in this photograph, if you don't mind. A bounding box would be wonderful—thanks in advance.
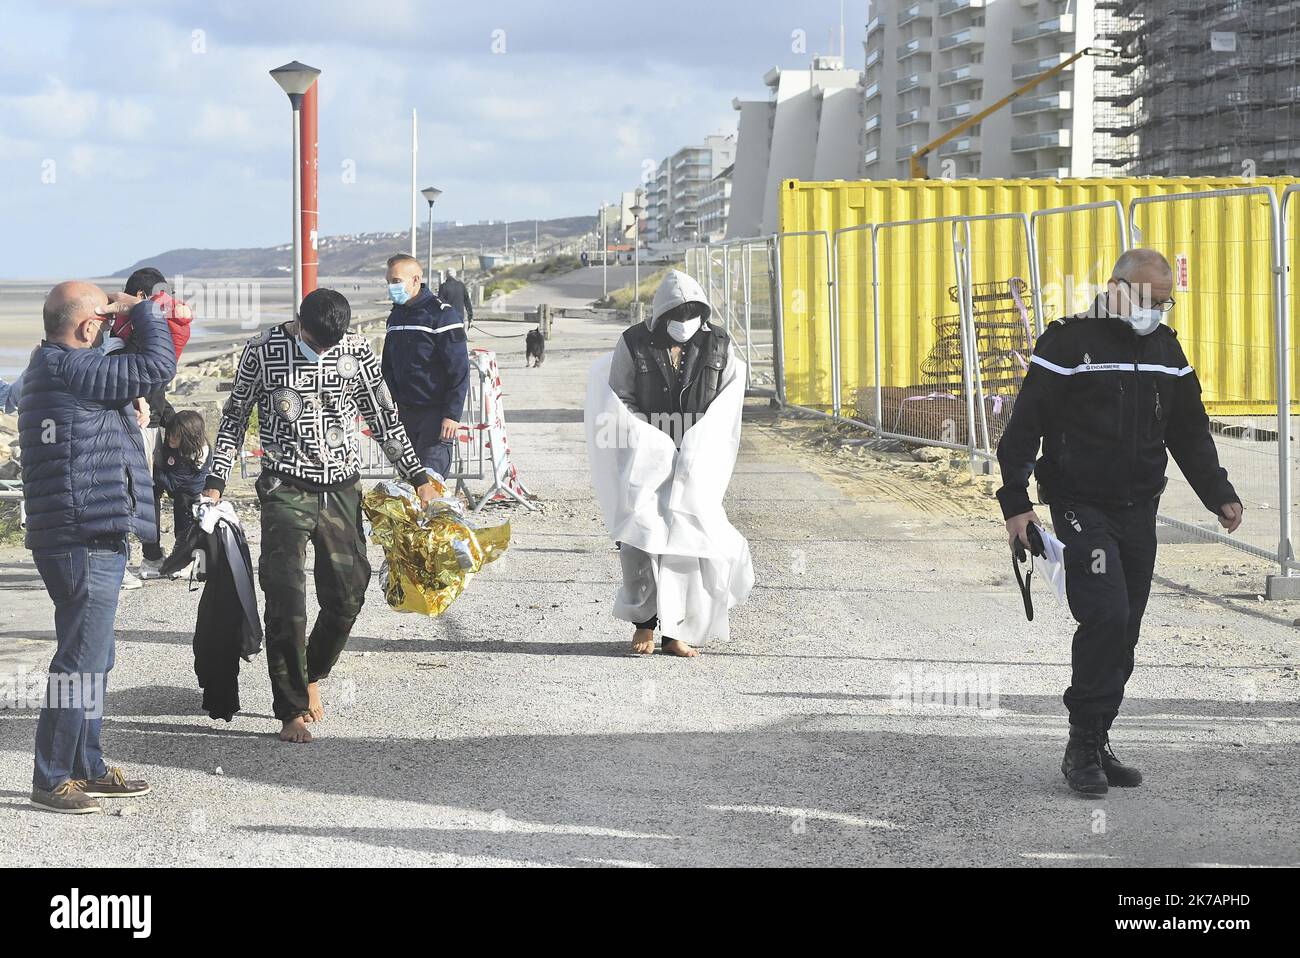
[1129,188,1287,564]
[697,186,1297,576]
[684,237,789,400]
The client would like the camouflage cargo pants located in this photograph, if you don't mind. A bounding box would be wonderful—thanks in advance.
[256,472,371,721]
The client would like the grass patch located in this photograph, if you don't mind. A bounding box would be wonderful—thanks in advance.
[594,262,684,310]
[0,500,23,545]
[483,254,582,299]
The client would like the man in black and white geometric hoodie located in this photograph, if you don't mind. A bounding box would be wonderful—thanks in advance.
[203,288,437,743]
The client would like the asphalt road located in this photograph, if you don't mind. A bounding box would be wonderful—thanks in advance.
[496,263,643,312]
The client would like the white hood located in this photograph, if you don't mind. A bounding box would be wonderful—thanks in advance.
[648,269,712,330]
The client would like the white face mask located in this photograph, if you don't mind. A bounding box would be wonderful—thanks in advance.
[1118,282,1165,336]
[666,317,702,342]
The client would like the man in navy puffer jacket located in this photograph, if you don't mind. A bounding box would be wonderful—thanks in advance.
[19,282,175,814]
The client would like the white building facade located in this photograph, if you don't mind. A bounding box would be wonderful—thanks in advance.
[727,55,863,238]
[863,0,1097,179]
[697,164,734,242]
[642,134,736,246]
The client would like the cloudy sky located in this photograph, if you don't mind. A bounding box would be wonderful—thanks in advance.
[0,0,865,278]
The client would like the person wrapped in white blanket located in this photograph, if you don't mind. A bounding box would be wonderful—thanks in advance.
[586,270,754,657]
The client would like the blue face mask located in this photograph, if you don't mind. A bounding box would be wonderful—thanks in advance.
[388,282,411,305]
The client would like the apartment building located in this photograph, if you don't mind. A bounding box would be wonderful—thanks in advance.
[697,164,734,242]
[641,135,737,246]
[1095,0,1300,176]
[728,56,862,237]
[863,0,1097,179]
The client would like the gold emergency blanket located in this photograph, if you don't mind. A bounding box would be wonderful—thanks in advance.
[362,480,510,616]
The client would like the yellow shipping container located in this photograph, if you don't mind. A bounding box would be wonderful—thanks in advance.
[776,177,1300,418]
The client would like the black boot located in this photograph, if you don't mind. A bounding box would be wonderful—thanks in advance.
[1061,722,1108,796]
[1099,731,1143,787]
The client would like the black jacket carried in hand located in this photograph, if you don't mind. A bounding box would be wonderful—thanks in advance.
[995,296,1239,521]
[163,510,261,721]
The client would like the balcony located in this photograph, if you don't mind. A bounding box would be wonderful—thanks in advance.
[898,37,933,59]
[897,3,932,27]
[866,47,882,69]
[938,26,984,51]
[864,81,881,101]
[864,148,880,167]
[1010,129,1071,152]
[897,73,924,94]
[1012,53,1072,81]
[1012,14,1075,43]
[1011,91,1073,116]
[896,143,922,162]
[1027,167,1070,179]
[865,113,881,132]
[897,107,931,127]
[866,15,881,37]
[937,100,974,121]
[938,64,982,86]
[938,136,980,156]
[938,0,984,14]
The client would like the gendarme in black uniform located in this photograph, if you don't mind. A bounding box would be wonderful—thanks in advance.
[996,293,1239,790]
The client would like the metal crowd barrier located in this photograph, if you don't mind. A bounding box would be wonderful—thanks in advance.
[701,186,1300,585]
[240,353,492,504]
[685,236,780,398]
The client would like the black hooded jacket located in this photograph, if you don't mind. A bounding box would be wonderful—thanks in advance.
[995,297,1239,520]
[163,512,261,721]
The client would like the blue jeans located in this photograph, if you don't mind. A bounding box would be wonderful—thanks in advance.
[397,404,455,480]
[30,536,127,792]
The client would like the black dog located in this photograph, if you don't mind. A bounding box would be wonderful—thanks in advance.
[525,327,545,367]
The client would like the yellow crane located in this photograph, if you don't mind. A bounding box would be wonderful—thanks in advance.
[909,46,1120,179]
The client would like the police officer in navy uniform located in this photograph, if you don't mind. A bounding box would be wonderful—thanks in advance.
[996,249,1243,796]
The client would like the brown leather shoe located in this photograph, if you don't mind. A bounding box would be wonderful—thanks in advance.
[81,766,152,798]
[30,780,103,815]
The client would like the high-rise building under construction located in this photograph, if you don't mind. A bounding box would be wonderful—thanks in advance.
[1095,0,1300,176]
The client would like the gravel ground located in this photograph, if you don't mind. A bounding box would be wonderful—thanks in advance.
[1,309,1298,867]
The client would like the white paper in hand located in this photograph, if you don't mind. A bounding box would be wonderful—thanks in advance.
[1034,523,1067,605]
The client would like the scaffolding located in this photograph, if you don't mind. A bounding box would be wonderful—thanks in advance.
[1096,0,1300,176]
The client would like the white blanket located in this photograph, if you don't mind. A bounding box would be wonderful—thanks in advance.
[584,352,754,643]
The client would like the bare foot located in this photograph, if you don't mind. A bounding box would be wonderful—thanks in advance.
[279,716,314,743]
[306,682,324,723]
[631,628,655,655]
[661,638,699,658]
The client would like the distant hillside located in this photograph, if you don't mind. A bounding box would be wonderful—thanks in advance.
[113,215,597,278]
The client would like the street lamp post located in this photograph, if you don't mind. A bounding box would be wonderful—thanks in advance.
[421,186,442,284]
[269,60,321,313]
[629,194,645,307]
[600,204,608,299]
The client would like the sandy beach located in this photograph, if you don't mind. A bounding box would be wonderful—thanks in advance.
[0,276,392,377]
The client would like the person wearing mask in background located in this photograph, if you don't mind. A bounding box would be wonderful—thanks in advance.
[600,269,752,658]
[203,288,438,744]
[996,248,1243,798]
[437,266,474,331]
[382,254,470,482]
[20,282,175,813]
